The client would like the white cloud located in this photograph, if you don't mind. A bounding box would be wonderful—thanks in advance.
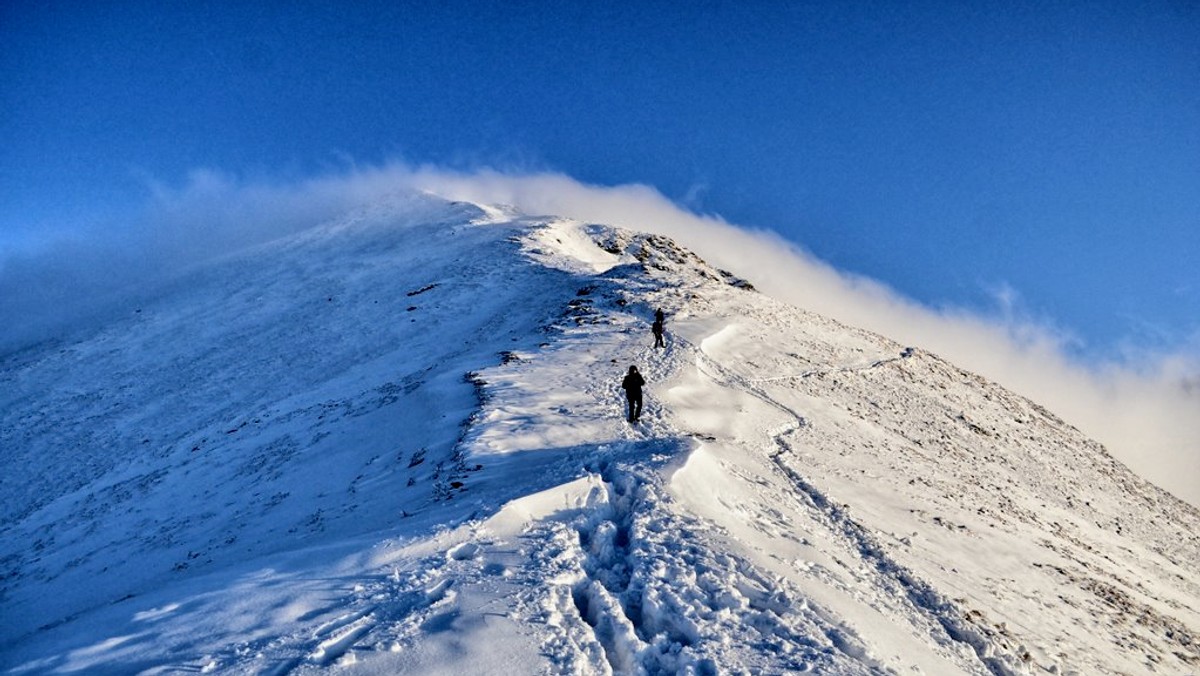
[0,168,414,351]
[2,163,1196,507]
[394,166,1200,508]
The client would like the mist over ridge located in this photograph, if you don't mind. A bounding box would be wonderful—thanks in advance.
[1,163,1196,507]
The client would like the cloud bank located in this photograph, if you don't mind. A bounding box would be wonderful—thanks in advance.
[2,164,1196,507]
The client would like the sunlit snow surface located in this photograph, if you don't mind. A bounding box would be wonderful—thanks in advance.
[2,195,1197,675]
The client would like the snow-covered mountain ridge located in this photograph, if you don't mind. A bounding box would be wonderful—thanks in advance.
[2,194,1197,674]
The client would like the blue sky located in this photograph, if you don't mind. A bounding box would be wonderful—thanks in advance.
[2,0,1198,362]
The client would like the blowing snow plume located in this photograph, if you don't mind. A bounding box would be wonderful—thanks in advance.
[0,170,410,354]
[398,166,1200,508]
[1,164,1197,507]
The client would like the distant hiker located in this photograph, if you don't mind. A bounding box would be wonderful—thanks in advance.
[621,365,645,423]
[652,318,665,348]
[652,308,666,348]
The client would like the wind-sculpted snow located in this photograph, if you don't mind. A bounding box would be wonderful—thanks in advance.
[1,195,1197,674]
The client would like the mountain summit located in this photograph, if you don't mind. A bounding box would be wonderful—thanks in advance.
[2,194,1197,674]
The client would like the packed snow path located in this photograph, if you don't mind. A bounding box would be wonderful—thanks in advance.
[2,199,1197,674]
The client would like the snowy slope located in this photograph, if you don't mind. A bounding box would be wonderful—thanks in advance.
[1,194,1197,675]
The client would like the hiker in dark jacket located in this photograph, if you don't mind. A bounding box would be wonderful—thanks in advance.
[621,365,645,423]
[652,318,665,348]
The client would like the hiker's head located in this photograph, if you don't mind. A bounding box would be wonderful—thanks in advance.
[629,365,638,374]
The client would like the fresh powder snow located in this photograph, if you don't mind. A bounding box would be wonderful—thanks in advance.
[1,193,1197,675]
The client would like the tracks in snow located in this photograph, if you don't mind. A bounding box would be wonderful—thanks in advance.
[690,333,1019,676]
[768,444,1018,676]
[746,348,914,385]
[194,557,461,674]
[548,457,880,675]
